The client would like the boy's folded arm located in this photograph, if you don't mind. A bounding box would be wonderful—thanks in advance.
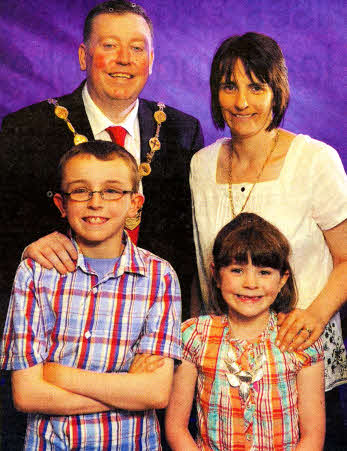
[43,356,174,410]
[12,363,112,415]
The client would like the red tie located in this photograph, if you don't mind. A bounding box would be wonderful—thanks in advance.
[106,126,127,147]
[106,126,140,245]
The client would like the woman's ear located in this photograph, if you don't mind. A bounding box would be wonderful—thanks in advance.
[53,193,67,218]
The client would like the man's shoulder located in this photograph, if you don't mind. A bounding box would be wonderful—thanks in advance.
[2,85,83,129]
[139,98,200,125]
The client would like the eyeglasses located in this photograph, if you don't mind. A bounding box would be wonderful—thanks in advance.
[62,188,133,202]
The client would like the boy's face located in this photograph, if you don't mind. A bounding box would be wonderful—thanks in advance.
[54,154,144,258]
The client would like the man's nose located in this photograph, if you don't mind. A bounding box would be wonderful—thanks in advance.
[116,45,131,65]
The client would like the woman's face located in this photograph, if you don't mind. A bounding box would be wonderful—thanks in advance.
[218,58,274,139]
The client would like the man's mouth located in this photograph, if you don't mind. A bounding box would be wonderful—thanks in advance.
[108,72,133,79]
[83,217,108,224]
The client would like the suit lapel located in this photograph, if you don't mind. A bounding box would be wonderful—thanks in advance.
[60,82,94,142]
[138,99,156,162]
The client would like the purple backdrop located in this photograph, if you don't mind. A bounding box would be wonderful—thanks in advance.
[0,0,345,167]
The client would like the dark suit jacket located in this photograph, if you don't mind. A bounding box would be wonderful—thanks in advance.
[0,82,204,325]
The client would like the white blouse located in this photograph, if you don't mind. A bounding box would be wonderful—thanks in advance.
[190,134,347,390]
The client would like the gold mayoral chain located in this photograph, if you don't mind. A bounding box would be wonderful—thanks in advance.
[47,98,167,230]
[47,98,88,145]
[125,102,167,230]
[228,129,279,218]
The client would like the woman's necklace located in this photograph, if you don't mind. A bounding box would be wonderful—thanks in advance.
[228,129,279,218]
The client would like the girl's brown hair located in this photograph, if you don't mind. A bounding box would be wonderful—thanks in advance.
[211,213,297,314]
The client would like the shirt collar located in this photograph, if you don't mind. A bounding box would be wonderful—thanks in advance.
[82,83,139,138]
[72,231,146,277]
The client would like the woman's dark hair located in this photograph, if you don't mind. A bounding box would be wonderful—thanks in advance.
[211,213,297,314]
[210,32,289,132]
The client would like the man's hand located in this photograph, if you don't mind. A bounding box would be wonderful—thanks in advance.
[23,232,77,274]
[129,354,165,374]
[277,308,326,351]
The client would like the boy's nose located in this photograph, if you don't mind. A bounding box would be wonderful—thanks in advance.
[87,191,104,208]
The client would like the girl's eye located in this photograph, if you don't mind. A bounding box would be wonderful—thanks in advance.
[259,269,271,275]
[230,267,243,274]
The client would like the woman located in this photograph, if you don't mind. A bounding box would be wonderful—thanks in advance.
[190,32,346,442]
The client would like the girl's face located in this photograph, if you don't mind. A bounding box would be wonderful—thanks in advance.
[218,58,273,139]
[215,256,288,323]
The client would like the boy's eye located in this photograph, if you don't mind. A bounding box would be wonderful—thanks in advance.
[71,188,88,194]
[104,188,121,194]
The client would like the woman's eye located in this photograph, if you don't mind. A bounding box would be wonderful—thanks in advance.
[221,84,236,93]
[250,84,264,92]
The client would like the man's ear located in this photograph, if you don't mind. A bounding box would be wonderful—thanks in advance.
[78,43,87,71]
[127,193,145,218]
[53,193,67,218]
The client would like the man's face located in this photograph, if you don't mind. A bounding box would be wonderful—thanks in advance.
[79,13,154,111]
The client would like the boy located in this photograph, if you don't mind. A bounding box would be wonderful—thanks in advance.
[0,141,182,450]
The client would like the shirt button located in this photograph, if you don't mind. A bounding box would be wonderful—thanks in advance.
[92,287,98,294]
[85,331,91,339]
[246,434,252,441]
[241,187,245,192]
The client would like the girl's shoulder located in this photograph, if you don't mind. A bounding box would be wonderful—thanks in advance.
[182,315,226,338]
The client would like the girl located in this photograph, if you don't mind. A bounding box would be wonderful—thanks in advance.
[166,213,325,450]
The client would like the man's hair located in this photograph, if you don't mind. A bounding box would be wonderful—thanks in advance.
[211,213,297,315]
[83,0,154,43]
[58,141,140,192]
[210,32,289,132]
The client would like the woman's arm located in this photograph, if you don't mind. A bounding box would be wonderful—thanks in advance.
[295,361,325,450]
[277,219,347,351]
[43,356,174,411]
[165,359,199,450]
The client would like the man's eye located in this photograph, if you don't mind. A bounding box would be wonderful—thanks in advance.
[132,46,144,52]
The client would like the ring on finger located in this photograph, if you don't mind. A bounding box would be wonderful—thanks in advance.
[300,327,312,335]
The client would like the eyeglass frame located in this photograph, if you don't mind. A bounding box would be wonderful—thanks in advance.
[62,188,134,202]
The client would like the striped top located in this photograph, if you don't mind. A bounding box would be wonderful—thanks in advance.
[182,313,323,450]
[1,234,182,450]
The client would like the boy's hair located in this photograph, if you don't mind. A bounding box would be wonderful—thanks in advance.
[211,213,297,314]
[210,32,289,132]
[83,0,154,43]
[58,140,140,192]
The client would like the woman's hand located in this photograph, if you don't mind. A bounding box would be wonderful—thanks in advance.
[129,354,165,373]
[23,231,77,274]
[276,308,326,351]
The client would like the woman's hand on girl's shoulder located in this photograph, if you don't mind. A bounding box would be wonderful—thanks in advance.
[276,308,326,351]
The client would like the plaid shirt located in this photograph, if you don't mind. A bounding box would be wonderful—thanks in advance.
[1,234,182,450]
[182,313,323,450]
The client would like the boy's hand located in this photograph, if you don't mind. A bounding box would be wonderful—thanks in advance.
[23,231,77,274]
[129,354,165,374]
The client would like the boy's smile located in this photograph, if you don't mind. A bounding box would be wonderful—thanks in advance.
[54,154,143,258]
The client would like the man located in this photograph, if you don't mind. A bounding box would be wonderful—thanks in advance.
[0,1,203,448]
[0,0,203,323]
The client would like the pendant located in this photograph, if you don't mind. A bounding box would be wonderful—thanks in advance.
[225,347,265,402]
[125,210,142,230]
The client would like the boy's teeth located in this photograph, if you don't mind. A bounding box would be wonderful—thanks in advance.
[85,217,106,224]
